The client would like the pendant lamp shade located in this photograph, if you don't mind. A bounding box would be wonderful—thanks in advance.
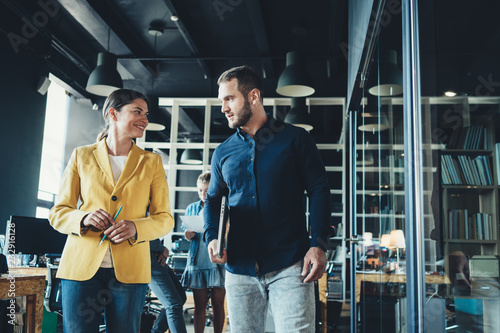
[86,52,123,96]
[276,51,315,97]
[358,112,390,132]
[285,97,313,132]
[358,97,390,132]
[356,150,374,166]
[368,49,403,97]
[180,139,202,165]
[146,96,166,131]
[146,118,165,131]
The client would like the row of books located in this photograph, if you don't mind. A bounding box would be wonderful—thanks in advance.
[326,245,345,263]
[447,209,495,240]
[496,143,500,185]
[446,124,487,150]
[441,154,493,185]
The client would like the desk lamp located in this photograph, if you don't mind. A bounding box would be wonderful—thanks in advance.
[378,234,391,269]
[379,234,391,249]
[389,229,406,273]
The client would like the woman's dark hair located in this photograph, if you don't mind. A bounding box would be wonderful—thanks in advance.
[217,65,263,102]
[97,89,149,142]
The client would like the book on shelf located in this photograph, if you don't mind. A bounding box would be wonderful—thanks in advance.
[448,209,493,240]
[336,223,343,237]
[447,125,487,150]
[496,143,500,185]
[483,156,493,184]
[473,156,486,185]
[327,245,344,263]
[441,154,492,185]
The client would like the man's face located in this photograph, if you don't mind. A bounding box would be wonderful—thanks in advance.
[218,78,252,129]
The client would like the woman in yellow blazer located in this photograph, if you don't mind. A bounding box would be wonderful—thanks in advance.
[49,89,174,333]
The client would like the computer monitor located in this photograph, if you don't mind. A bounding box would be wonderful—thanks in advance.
[3,215,67,256]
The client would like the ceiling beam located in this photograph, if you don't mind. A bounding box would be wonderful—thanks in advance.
[328,0,348,78]
[57,0,149,81]
[162,0,211,79]
[0,0,91,97]
[245,0,275,79]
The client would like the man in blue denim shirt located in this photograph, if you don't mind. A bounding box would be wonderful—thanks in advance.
[204,65,331,332]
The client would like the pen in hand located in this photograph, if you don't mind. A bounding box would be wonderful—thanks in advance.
[99,206,123,245]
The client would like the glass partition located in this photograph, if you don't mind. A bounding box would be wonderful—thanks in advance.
[351,1,500,332]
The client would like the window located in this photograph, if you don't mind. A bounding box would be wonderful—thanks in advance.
[36,80,68,218]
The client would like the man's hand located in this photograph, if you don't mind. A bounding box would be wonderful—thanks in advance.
[301,247,326,283]
[208,239,227,264]
[155,246,169,266]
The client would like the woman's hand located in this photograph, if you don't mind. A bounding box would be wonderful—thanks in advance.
[103,220,137,244]
[185,230,196,240]
[82,208,114,230]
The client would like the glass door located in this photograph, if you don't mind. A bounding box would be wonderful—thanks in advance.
[347,0,433,332]
[349,1,500,332]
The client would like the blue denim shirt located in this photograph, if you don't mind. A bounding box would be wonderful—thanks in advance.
[184,200,203,266]
[204,116,331,276]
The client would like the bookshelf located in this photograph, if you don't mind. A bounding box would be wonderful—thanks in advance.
[440,117,499,257]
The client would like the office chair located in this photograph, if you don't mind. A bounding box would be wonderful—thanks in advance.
[44,255,109,332]
[44,255,62,315]
[141,287,163,332]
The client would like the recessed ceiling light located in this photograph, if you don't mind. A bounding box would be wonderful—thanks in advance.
[170,15,179,22]
[444,91,457,97]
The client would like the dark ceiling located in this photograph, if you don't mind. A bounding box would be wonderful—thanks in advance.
[0,0,348,100]
[2,0,500,103]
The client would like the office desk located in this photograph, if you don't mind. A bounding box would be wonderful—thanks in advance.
[356,272,450,303]
[9,267,47,278]
[0,273,45,333]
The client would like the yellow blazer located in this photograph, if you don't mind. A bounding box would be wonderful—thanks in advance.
[49,139,174,283]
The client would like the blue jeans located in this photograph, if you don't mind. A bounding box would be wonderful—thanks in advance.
[149,252,187,333]
[61,268,147,333]
[225,261,315,333]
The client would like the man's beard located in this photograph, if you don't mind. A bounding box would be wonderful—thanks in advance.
[228,98,253,129]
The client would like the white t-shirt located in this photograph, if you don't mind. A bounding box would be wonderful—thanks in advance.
[100,155,128,268]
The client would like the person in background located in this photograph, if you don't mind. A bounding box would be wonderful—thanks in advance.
[447,250,472,296]
[204,65,331,332]
[149,238,187,333]
[49,89,174,332]
[181,172,226,333]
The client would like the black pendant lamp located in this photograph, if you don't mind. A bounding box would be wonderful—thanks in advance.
[276,51,315,97]
[356,150,374,166]
[358,97,390,132]
[368,49,403,97]
[285,97,313,132]
[86,52,123,96]
[146,96,166,131]
[180,139,202,165]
